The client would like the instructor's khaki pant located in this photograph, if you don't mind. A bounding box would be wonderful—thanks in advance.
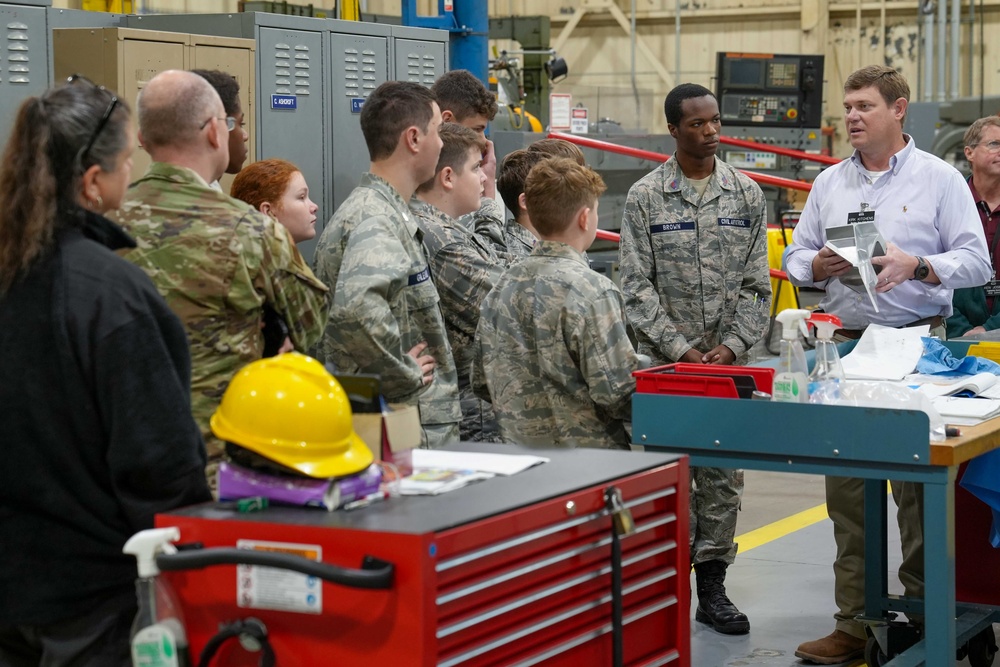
[826,476,924,639]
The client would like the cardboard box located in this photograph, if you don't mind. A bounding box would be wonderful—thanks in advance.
[353,403,421,476]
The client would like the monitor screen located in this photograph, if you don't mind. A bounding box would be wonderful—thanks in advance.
[727,59,764,87]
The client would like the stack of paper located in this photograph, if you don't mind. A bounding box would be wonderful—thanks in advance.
[840,324,926,381]
[918,372,1000,399]
[411,450,549,476]
[398,469,494,496]
[931,396,1000,425]
[398,450,551,496]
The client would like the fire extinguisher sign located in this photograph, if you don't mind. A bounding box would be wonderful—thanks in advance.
[236,540,323,614]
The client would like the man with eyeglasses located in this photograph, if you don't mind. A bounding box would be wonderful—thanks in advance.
[947,116,1000,338]
[112,70,329,491]
[193,69,250,183]
[785,65,991,664]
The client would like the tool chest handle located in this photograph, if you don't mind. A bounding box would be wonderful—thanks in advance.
[156,549,394,589]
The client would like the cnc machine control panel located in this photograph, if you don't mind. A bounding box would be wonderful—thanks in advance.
[716,52,823,128]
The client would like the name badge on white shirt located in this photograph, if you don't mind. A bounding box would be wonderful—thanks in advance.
[847,210,875,225]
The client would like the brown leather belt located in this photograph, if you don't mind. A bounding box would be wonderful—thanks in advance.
[834,315,944,340]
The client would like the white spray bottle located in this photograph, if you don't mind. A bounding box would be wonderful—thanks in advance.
[807,313,846,403]
[124,528,191,667]
[772,309,810,403]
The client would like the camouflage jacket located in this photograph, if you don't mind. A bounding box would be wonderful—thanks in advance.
[503,218,536,260]
[411,197,503,386]
[472,240,638,448]
[113,162,329,463]
[618,157,771,365]
[313,173,460,427]
[461,195,504,234]
[471,197,518,265]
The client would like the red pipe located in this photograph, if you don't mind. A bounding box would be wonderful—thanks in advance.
[719,135,841,166]
[547,131,812,192]
[546,132,671,163]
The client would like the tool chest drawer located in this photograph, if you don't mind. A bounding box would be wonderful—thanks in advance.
[156,444,689,666]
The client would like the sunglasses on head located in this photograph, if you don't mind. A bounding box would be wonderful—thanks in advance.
[66,74,119,163]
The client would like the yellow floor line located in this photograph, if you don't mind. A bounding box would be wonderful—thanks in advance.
[734,487,895,554]
[735,502,830,554]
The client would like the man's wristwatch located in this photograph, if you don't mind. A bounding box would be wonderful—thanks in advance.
[911,256,930,281]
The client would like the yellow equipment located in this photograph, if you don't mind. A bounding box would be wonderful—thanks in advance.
[767,226,800,316]
[210,352,373,479]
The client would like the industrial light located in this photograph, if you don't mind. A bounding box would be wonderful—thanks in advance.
[545,56,569,83]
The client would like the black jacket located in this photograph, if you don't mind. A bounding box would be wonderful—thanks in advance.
[0,209,211,625]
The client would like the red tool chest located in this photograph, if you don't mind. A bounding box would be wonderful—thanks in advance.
[155,444,690,666]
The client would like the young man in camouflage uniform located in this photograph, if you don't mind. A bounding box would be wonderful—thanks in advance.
[431,70,503,232]
[473,158,640,448]
[490,140,587,262]
[618,83,771,635]
[313,81,461,448]
[114,70,329,483]
[411,123,506,442]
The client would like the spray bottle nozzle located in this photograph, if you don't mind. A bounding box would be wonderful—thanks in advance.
[124,527,180,578]
[807,312,844,341]
[774,308,811,340]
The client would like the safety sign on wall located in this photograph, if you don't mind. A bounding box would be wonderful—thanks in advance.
[570,106,589,134]
[549,93,572,131]
[236,540,323,614]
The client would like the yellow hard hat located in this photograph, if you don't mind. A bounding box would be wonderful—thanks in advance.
[210,352,374,479]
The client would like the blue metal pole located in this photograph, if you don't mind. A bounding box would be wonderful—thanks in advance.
[450,0,489,84]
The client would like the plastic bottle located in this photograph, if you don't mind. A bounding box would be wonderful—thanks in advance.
[772,308,810,403]
[124,528,191,667]
[807,312,846,403]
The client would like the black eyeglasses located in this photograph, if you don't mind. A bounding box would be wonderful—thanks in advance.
[67,74,119,163]
[199,116,237,132]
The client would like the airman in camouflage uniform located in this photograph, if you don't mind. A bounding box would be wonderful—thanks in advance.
[473,239,637,448]
[619,83,769,635]
[315,175,461,448]
[113,71,329,485]
[314,82,460,448]
[431,69,500,237]
[490,144,588,263]
[412,198,505,442]
[473,158,638,448]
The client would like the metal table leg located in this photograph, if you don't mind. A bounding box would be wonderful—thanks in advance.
[921,467,956,665]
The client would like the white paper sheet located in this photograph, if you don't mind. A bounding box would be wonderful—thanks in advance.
[840,324,928,380]
[825,243,860,265]
[410,449,550,476]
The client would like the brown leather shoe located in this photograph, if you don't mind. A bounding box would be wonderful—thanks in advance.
[794,630,866,664]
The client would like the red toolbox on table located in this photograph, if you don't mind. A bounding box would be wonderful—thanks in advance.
[155,444,690,666]
[634,363,775,399]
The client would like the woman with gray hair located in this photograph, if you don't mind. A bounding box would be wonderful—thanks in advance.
[0,77,211,666]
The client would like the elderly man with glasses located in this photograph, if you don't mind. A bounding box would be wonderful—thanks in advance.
[111,70,329,491]
[947,116,1000,338]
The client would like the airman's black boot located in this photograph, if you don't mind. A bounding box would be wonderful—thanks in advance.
[694,560,750,635]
